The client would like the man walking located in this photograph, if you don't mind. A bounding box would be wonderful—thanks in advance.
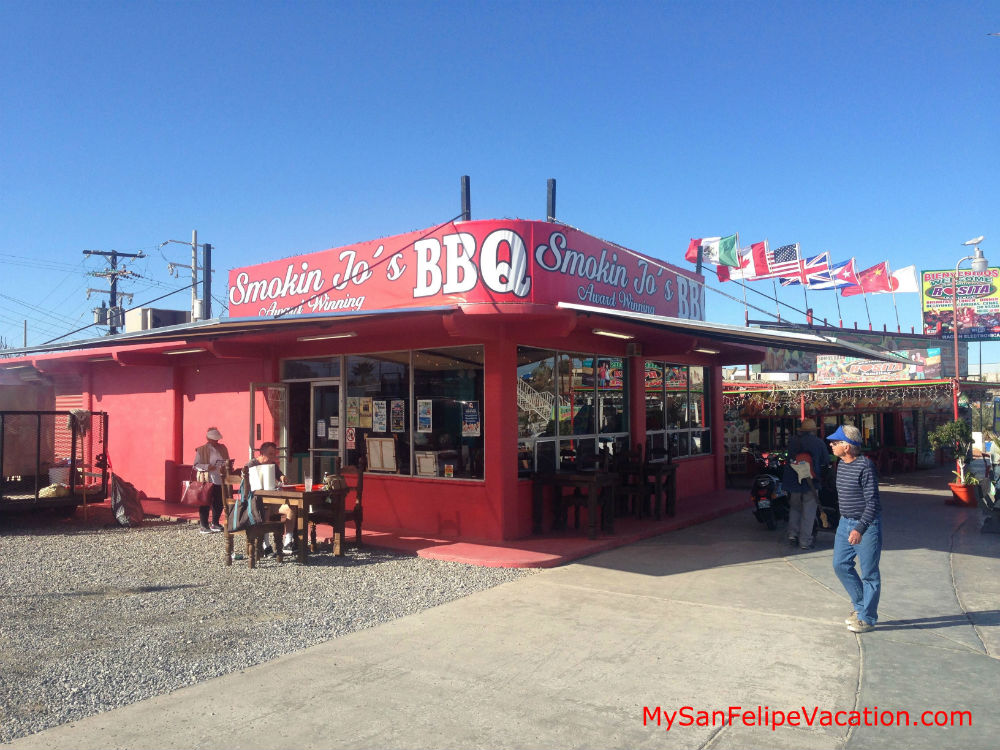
[782,418,829,550]
[827,424,882,633]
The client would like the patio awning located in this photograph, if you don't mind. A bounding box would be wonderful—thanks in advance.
[558,302,911,363]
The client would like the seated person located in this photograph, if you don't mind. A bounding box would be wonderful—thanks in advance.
[247,442,295,554]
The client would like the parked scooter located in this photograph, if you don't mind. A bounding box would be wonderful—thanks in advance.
[743,445,790,530]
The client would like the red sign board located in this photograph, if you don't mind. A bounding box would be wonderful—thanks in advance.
[227,220,703,321]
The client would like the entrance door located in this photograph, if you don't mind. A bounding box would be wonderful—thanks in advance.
[249,383,289,472]
[310,381,341,481]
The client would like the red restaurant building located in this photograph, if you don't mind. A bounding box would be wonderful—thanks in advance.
[1,219,898,541]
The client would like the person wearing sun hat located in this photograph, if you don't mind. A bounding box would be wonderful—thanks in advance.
[827,423,882,634]
[193,427,230,534]
[782,417,830,550]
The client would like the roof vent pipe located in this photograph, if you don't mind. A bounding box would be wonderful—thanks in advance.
[460,175,471,221]
[547,178,556,221]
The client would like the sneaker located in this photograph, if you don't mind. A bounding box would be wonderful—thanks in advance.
[799,541,815,550]
[208,524,224,533]
[847,617,874,633]
[787,537,798,547]
[198,525,212,534]
[845,611,858,625]
[261,544,274,557]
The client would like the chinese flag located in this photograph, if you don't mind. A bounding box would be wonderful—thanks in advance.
[841,261,892,297]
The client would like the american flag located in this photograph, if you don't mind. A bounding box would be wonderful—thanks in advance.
[750,242,801,280]
[780,252,832,287]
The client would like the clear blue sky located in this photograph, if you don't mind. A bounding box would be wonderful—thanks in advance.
[1,1,997,359]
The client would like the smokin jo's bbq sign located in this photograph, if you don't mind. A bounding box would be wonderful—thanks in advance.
[227,220,704,321]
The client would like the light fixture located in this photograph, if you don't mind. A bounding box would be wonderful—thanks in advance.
[297,331,358,342]
[88,356,115,363]
[164,347,206,355]
[693,347,720,355]
[2,364,35,370]
[592,329,634,340]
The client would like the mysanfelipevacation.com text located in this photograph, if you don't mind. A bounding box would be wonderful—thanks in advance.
[643,705,971,731]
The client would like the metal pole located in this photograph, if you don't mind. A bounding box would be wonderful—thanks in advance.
[109,250,119,334]
[203,243,212,319]
[192,230,199,320]
[953,262,961,420]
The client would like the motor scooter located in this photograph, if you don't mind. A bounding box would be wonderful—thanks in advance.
[743,445,790,530]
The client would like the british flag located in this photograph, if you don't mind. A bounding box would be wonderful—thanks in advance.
[750,243,801,280]
[780,252,832,287]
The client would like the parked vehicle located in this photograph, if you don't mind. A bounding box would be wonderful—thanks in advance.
[744,445,790,530]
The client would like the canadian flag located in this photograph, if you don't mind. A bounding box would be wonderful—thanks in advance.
[717,242,768,282]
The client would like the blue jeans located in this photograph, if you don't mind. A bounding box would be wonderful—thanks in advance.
[833,515,882,625]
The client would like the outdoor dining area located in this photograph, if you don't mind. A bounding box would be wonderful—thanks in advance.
[531,444,677,540]
[220,458,365,569]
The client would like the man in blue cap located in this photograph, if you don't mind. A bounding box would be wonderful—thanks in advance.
[827,423,881,633]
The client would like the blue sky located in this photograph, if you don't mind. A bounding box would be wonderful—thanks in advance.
[1,1,997,359]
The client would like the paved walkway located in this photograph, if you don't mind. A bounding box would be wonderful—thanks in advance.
[5,467,999,749]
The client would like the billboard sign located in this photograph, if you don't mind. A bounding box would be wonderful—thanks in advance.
[921,267,1000,341]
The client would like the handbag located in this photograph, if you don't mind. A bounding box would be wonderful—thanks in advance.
[228,473,269,532]
[180,469,215,506]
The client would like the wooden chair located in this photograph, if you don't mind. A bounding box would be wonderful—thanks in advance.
[308,456,366,553]
[615,444,650,517]
[222,472,285,569]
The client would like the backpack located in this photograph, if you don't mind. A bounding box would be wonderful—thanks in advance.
[790,452,815,483]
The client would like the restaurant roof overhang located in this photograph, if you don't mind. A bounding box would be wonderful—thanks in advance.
[557,303,912,364]
[1,299,907,378]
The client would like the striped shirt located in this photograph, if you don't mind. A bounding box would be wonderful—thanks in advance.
[835,455,881,533]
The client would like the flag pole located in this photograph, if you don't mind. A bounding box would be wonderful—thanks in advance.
[834,288,844,328]
[772,280,781,322]
[862,291,873,330]
[802,284,810,324]
[886,262,901,332]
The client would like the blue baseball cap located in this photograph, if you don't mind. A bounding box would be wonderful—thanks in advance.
[826,426,861,446]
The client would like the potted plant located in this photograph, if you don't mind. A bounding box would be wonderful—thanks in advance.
[927,420,978,506]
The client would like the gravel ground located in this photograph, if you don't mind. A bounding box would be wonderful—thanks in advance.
[0,508,534,743]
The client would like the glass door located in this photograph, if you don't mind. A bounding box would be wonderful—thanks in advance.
[310,381,341,481]
[249,382,289,471]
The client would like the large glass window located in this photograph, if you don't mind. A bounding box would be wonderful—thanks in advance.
[517,347,629,474]
[645,361,711,460]
[345,352,411,475]
[283,346,484,481]
[412,346,485,479]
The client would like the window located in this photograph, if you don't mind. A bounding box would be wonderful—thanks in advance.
[645,361,711,459]
[345,352,411,475]
[517,347,629,473]
[412,346,485,479]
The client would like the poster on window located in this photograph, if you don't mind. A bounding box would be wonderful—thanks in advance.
[462,401,481,437]
[360,397,373,429]
[391,399,406,433]
[346,397,360,428]
[417,400,433,433]
[373,400,387,433]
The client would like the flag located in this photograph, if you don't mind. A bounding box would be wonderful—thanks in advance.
[717,241,767,281]
[685,235,739,267]
[887,265,918,293]
[811,258,859,290]
[747,242,801,280]
[779,252,832,287]
[841,261,893,297]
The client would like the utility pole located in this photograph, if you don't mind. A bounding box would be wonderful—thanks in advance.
[160,230,213,320]
[83,249,145,335]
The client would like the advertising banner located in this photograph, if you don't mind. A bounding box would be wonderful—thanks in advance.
[815,348,942,383]
[228,220,704,321]
[921,267,1000,341]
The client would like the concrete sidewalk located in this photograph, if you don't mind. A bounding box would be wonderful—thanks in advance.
[5,467,999,749]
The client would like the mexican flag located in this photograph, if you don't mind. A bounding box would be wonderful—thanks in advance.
[684,234,739,267]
